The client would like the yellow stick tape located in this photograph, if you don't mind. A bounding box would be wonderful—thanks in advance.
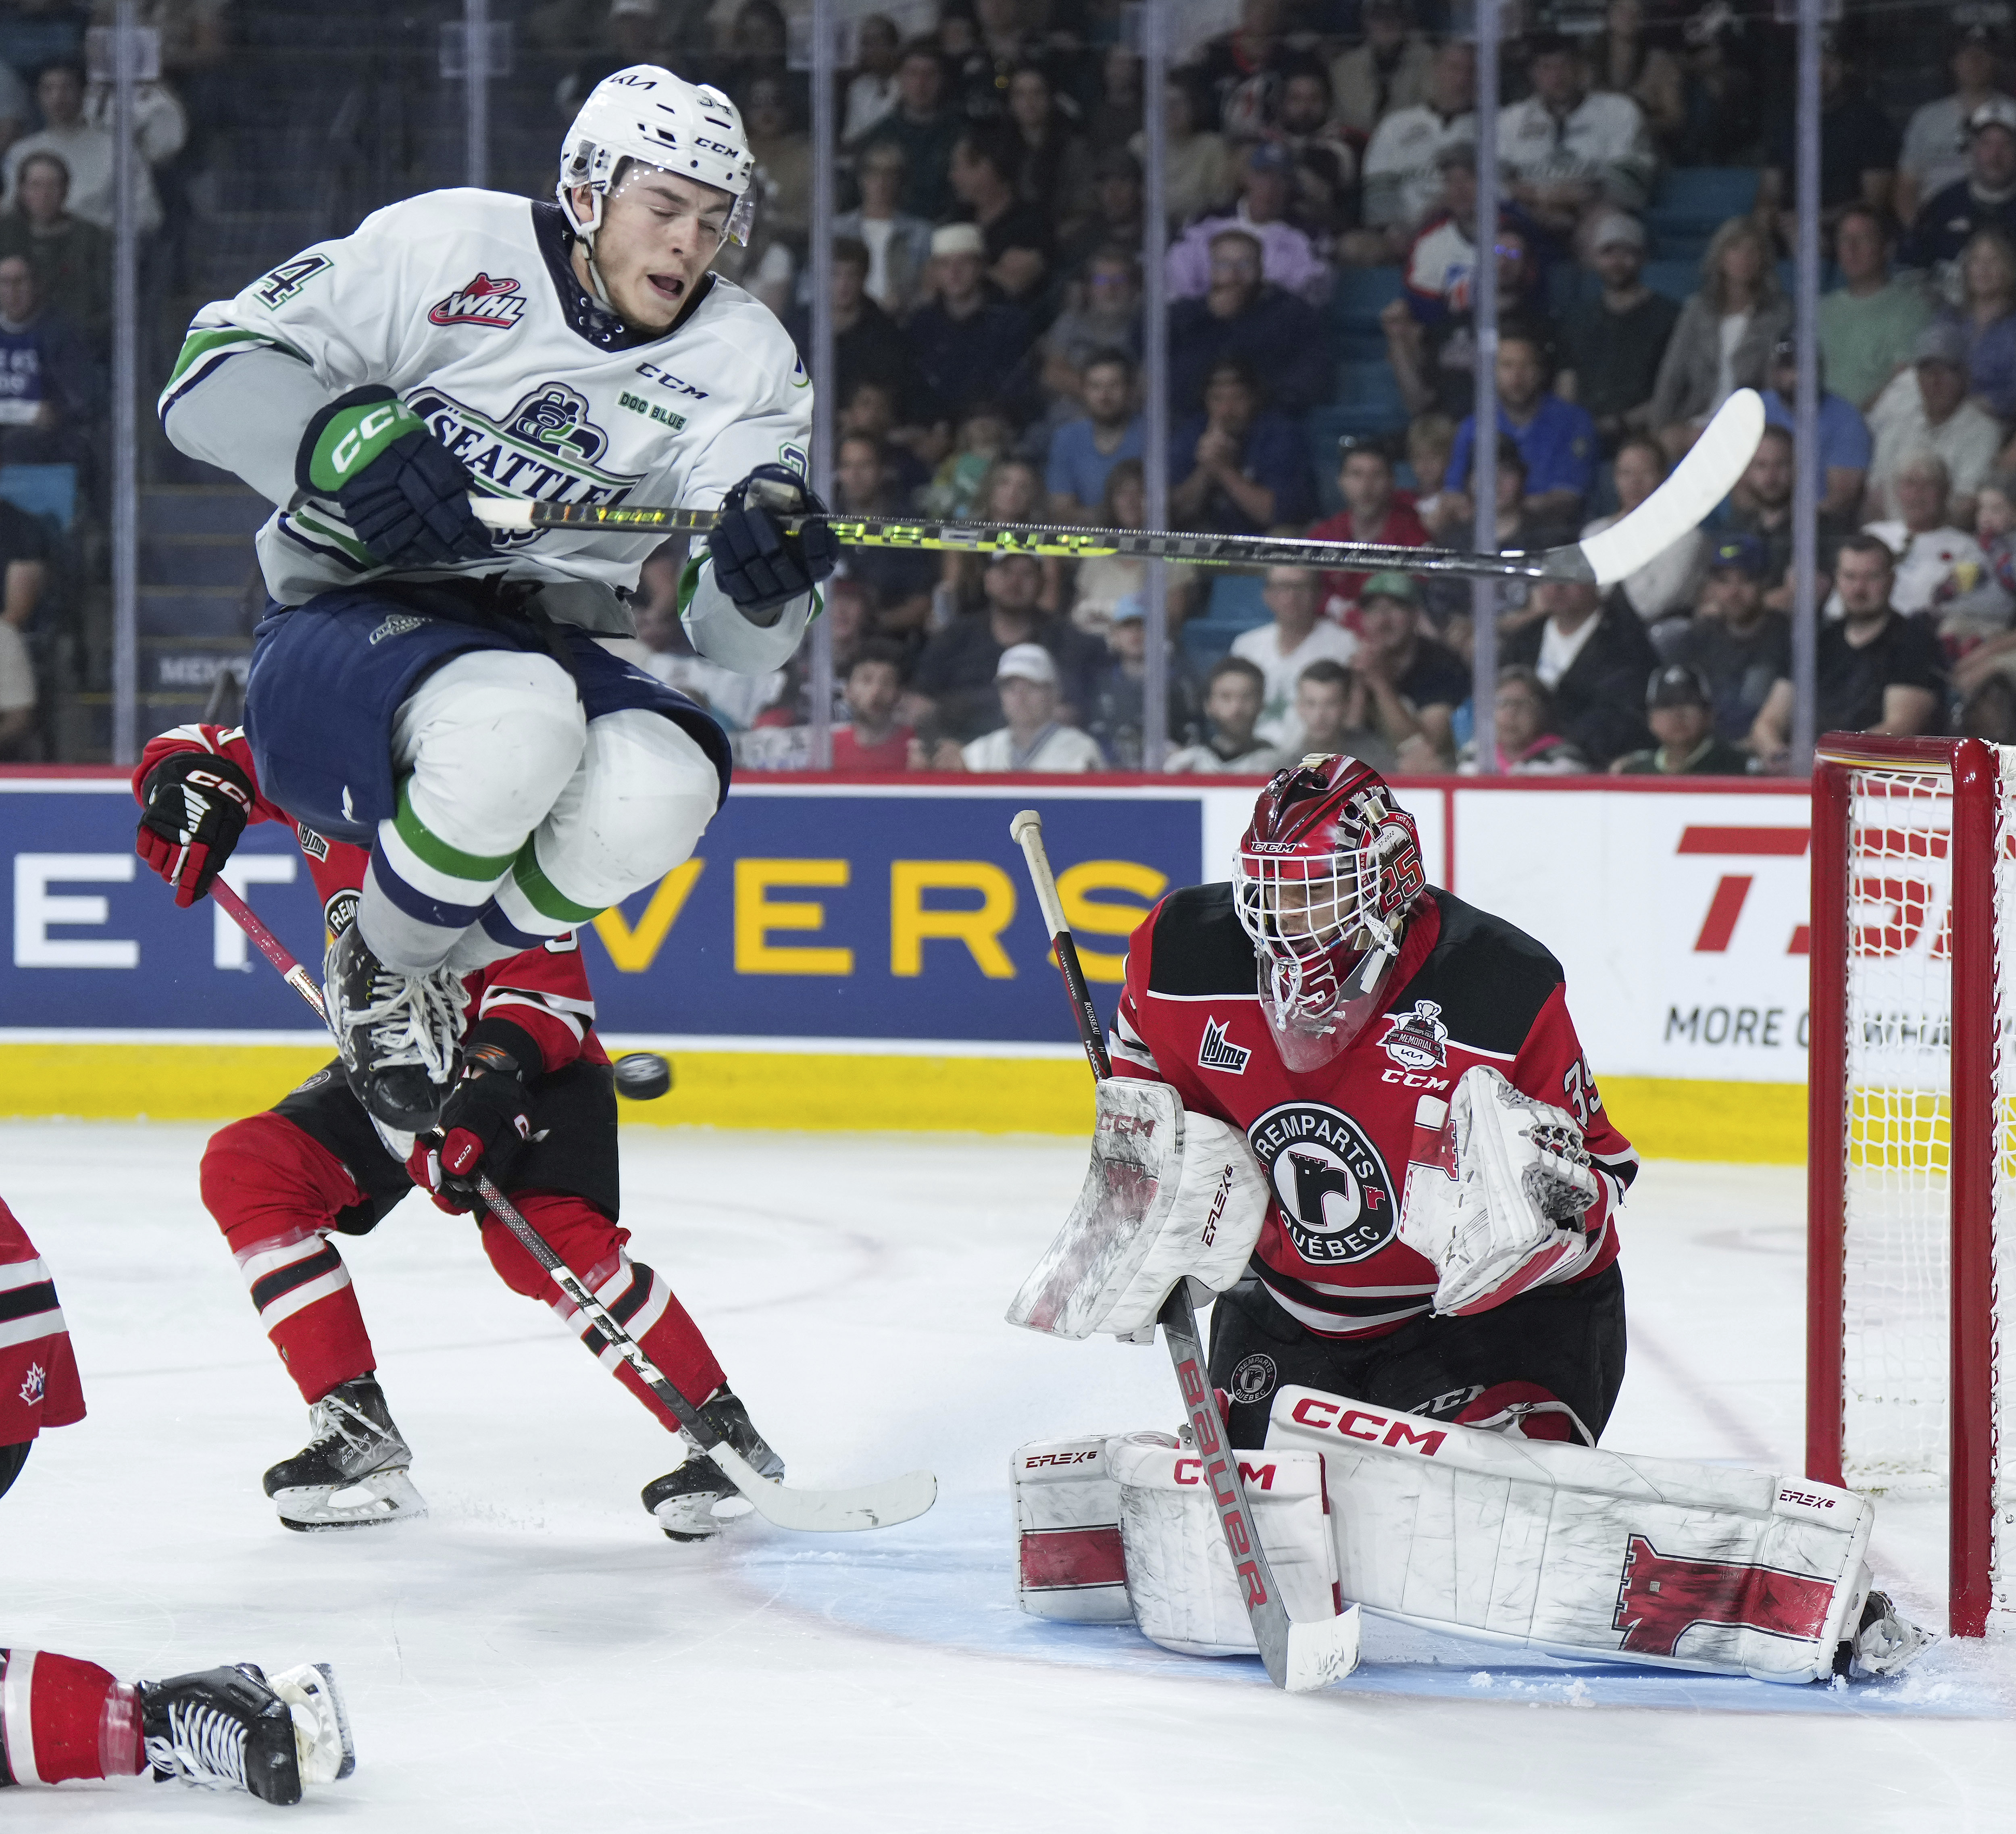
[0,1045,1808,1162]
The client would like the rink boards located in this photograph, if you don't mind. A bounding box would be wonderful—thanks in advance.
[0,770,1819,1159]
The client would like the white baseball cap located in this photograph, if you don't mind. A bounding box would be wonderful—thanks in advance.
[931,222,986,258]
[996,643,1057,685]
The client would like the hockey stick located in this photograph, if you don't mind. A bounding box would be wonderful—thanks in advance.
[208,880,937,1534]
[1008,811,1357,1694]
[470,389,1762,590]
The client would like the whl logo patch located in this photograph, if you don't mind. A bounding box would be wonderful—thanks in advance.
[368,614,425,645]
[1198,1018,1252,1074]
[429,272,527,329]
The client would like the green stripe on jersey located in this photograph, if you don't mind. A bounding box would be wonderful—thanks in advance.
[508,837,604,925]
[163,325,306,392]
[393,778,519,883]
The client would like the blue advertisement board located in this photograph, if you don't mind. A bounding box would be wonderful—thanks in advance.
[1,779,1208,1042]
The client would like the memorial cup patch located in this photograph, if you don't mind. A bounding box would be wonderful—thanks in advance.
[1247,1101,1398,1265]
[1380,999,1449,1071]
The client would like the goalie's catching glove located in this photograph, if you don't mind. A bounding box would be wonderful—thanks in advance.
[298,385,495,570]
[406,1039,532,1211]
[1397,1064,1600,1318]
[135,748,255,907]
[706,463,839,618]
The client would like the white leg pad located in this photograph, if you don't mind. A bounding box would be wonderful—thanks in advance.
[1012,1435,1135,1623]
[1268,1387,1874,1682]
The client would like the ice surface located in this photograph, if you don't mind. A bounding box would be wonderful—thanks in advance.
[2,1126,2012,1830]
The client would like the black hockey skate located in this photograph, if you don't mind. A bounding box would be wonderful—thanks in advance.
[1836,1586,1937,1680]
[322,924,468,1131]
[139,1664,304,1805]
[641,1389,784,1541]
[264,1375,425,1532]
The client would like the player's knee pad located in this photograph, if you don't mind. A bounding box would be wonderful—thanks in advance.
[528,709,719,911]
[477,1192,628,1301]
[200,1113,360,1250]
[392,650,586,859]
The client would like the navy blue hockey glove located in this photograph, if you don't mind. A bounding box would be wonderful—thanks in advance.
[298,385,496,571]
[136,748,254,908]
[406,1037,533,1212]
[706,464,839,618]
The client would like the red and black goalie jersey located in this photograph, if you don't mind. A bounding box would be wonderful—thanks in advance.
[1111,883,1637,1341]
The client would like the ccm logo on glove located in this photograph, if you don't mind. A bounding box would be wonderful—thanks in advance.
[1288,1396,1447,1455]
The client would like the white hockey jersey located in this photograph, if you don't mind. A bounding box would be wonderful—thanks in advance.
[159,188,813,625]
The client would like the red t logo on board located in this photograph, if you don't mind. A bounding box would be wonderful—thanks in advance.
[1612,1535,1835,1657]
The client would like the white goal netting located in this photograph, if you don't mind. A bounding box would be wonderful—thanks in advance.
[1837,747,2016,1614]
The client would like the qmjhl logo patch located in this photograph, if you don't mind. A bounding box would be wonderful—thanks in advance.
[1198,1018,1252,1074]
[428,272,528,329]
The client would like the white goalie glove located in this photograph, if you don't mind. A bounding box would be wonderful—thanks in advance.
[1006,1078,1271,1342]
[1397,1065,1602,1317]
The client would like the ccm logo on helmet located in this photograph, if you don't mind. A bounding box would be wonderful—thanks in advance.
[1289,1395,1447,1455]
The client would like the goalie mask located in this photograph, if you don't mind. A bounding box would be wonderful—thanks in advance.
[558,65,757,304]
[1233,755,1426,1071]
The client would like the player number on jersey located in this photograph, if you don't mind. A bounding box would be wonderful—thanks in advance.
[254,254,333,311]
[1561,1058,1602,1127]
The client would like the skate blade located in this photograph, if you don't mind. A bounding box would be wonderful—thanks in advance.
[651,1489,754,1542]
[268,1663,356,1784]
[273,1468,427,1532]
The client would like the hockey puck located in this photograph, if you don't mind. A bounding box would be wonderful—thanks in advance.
[614,1052,673,1101]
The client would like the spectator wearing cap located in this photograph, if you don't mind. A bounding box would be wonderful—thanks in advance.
[1555,210,1678,451]
[1229,564,1360,749]
[1817,204,1934,414]
[1905,96,2016,274]
[1332,0,1434,138]
[1310,443,1430,619]
[940,644,1105,774]
[1462,667,1589,774]
[1045,350,1143,523]
[1649,217,1793,462]
[1582,436,1706,636]
[1864,322,2004,525]
[909,551,1102,742]
[1168,227,1329,418]
[1351,38,1475,266]
[1752,534,1945,770]
[858,41,962,221]
[832,139,934,317]
[1897,25,2016,229]
[1085,593,1201,768]
[904,223,1037,431]
[1612,666,1756,776]
[1858,450,1987,616]
[1759,337,1870,522]
[1164,655,1287,775]
[1170,360,1316,537]
[1668,533,1794,745]
[1447,329,1600,532]
[1759,31,1898,239]
[1351,572,1468,767]
[1496,33,1656,240]
[1166,142,1330,307]
[1500,576,1659,768]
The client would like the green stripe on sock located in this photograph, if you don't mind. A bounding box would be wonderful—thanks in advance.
[392,779,519,883]
[508,837,604,924]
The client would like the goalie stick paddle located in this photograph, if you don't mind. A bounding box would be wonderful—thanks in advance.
[471,390,1763,590]
[208,881,936,1535]
[1007,811,1358,1694]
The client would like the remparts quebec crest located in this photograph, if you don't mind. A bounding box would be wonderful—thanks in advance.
[429,272,528,329]
[1247,1101,1398,1265]
[1380,999,1449,1072]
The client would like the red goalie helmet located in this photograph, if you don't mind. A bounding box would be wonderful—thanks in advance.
[1233,754,1427,1068]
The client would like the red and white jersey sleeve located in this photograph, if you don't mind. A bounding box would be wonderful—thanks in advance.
[0,1198,84,1446]
[1112,884,1634,1342]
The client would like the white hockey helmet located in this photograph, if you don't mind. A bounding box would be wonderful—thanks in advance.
[558,65,758,247]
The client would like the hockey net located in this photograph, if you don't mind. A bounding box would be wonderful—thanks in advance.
[1808,735,2016,1636]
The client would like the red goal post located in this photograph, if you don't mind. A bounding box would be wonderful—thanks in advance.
[1807,733,2007,1638]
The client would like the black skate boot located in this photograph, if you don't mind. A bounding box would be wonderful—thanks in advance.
[1836,1585,1937,1679]
[264,1375,425,1532]
[322,924,468,1131]
[139,1663,302,1805]
[641,1389,784,1542]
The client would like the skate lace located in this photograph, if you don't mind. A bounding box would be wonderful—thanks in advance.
[354,965,468,1081]
[148,1699,249,1790]
[308,1390,390,1462]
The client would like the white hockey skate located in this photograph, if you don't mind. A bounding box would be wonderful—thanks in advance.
[264,1375,426,1531]
[140,1660,352,1805]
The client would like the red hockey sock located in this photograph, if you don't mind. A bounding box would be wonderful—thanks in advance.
[0,1650,142,1785]
[201,1113,378,1403]
[479,1192,728,1433]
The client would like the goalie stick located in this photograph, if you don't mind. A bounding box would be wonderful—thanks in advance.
[471,390,1762,590]
[208,880,937,1535]
[1008,811,1356,1694]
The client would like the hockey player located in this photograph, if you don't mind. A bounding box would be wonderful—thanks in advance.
[157,64,837,1133]
[1,1195,353,1803]
[1109,753,1633,1447]
[133,722,779,1540]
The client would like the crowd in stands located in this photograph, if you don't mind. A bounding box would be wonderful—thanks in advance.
[579,0,2016,781]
